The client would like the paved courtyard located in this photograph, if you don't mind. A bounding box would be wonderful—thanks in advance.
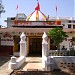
[11,57,75,75]
[0,56,75,75]
[11,70,75,75]
[21,57,44,71]
[0,56,13,75]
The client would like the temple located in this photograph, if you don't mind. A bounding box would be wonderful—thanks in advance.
[0,2,75,57]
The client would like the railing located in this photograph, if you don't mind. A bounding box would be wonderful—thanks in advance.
[49,50,69,56]
[46,56,75,70]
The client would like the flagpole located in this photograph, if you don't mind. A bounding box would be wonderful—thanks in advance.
[37,0,38,6]
[16,10,18,14]
[17,8,18,14]
[56,10,57,19]
[16,4,18,14]
[56,5,58,19]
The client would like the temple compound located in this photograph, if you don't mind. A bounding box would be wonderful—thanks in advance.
[0,1,75,71]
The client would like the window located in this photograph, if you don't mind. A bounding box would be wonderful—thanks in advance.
[0,37,1,45]
[68,20,71,23]
[72,37,75,46]
[11,17,15,20]
[73,25,75,29]
[62,24,65,26]
[68,24,71,28]
[72,37,75,41]
[73,21,75,23]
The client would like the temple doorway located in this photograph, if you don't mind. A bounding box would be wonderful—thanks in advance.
[29,37,42,56]
[13,35,20,52]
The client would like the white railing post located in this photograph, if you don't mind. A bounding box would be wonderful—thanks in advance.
[20,32,26,57]
[8,32,27,70]
[42,32,48,66]
[8,56,17,69]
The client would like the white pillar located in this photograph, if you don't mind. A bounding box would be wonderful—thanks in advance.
[48,38,50,50]
[45,56,54,71]
[8,56,17,69]
[11,56,16,63]
[20,32,26,57]
[42,32,48,65]
[42,32,48,56]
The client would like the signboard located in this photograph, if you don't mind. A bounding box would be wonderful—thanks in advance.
[1,33,14,46]
[14,20,59,26]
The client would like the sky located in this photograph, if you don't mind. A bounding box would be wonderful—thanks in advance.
[0,0,74,27]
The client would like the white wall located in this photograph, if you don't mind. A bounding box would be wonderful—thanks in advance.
[60,33,73,50]
[61,20,68,28]
[1,33,14,46]
[60,40,70,50]
[47,56,75,70]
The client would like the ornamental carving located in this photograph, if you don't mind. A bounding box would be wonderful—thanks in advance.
[3,32,12,38]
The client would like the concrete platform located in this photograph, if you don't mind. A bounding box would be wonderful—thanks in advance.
[20,57,44,71]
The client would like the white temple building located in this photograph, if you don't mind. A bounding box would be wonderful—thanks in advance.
[0,1,74,71]
[0,2,75,57]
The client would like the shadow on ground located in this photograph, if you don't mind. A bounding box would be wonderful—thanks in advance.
[10,69,75,75]
[0,56,11,67]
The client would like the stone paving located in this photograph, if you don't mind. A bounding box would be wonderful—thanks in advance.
[0,56,43,75]
[11,70,75,75]
[11,57,75,75]
[20,57,44,71]
[0,56,13,75]
[1,56,75,75]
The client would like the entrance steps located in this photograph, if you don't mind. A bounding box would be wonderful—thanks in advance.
[19,57,44,71]
[26,57,42,63]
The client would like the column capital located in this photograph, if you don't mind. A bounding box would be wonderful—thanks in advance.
[20,32,26,42]
[42,32,48,44]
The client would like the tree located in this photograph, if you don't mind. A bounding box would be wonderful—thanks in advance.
[48,27,68,50]
[0,0,5,17]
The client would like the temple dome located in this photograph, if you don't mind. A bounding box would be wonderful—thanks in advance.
[26,10,47,21]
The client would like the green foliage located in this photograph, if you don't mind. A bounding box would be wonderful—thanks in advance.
[0,0,5,17]
[48,27,68,45]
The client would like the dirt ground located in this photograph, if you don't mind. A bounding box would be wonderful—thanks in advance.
[10,69,75,75]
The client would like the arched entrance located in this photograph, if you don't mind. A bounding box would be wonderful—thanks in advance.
[28,37,42,56]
